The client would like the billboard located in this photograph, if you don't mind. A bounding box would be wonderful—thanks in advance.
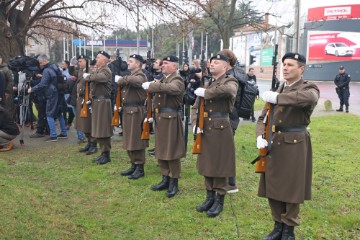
[261,31,276,66]
[308,4,360,22]
[307,31,360,63]
[246,33,261,66]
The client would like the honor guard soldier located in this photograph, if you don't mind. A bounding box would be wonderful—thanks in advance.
[115,54,148,179]
[142,55,185,198]
[192,54,238,217]
[75,55,98,155]
[83,51,113,164]
[334,66,351,113]
[256,53,319,240]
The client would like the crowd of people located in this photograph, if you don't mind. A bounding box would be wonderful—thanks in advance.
[0,49,322,240]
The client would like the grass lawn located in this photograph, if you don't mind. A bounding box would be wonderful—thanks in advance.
[0,113,359,239]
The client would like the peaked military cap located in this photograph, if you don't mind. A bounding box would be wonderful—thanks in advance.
[210,54,229,63]
[77,55,88,60]
[339,66,345,70]
[130,54,144,63]
[98,50,110,59]
[282,52,306,64]
[163,55,178,63]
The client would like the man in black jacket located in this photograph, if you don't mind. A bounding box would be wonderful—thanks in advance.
[0,106,20,151]
[334,66,351,113]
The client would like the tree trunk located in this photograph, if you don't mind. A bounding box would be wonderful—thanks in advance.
[0,21,25,62]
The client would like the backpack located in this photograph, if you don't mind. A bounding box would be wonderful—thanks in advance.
[232,66,258,119]
[48,64,67,94]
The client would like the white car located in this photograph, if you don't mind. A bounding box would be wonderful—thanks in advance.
[325,42,354,56]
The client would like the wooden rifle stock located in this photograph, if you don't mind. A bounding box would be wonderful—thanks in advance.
[192,97,205,154]
[80,81,89,118]
[141,92,152,140]
[112,86,121,126]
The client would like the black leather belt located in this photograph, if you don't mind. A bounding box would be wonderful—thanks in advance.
[123,102,144,107]
[92,95,111,100]
[155,108,179,113]
[205,112,229,118]
[273,125,307,132]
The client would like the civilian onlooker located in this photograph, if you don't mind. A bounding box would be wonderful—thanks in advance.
[28,54,68,142]
[334,66,351,113]
[0,105,20,152]
[0,55,16,117]
[247,68,258,122]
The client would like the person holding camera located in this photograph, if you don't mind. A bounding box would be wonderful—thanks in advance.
[28,54,68,142]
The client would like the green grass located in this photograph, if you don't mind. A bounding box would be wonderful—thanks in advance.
[0,114,359,239]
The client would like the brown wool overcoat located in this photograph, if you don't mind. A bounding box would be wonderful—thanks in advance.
[148,72,185,160]
[256,79,320,203]
[118,69,148,150]
[191,74,238,177]
[88,65,113,138]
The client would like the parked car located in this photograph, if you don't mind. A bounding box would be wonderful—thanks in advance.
[325,42,354,56]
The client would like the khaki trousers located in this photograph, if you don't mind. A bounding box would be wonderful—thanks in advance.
[204,176,227,195]
[268,198,300,226]
[158,159,181,178]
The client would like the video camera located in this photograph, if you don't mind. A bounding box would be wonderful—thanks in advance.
[8,55,40,76]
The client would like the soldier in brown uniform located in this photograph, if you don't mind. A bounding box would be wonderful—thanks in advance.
[115,54,148,179]
[256,53,320,240]
[142,55,185,198]
[83,51,113,165]
[75,55,98,155]
[191,54,238,217]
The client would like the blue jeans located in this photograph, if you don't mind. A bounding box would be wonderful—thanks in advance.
[70,106,85,140]
[47,114,67,138]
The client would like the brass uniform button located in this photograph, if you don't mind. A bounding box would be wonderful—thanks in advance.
[209,118,212,121]
[278,131,281,134]
[158,94,161,97]
[279,120,282,123]
[294,140,297,143]
[277,142,281,145]
[221,125,223,129]
[210,100,213,103]
[209,109,213,112]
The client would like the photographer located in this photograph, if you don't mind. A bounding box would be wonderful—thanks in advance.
[28,54,67,142]
[180,62,201,106]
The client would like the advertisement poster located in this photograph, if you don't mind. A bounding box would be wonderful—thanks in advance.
[230,35,246,65]
[307,31,360,63]
[308,4,360,22]
[261,31,276,66]
[246,33,261,66]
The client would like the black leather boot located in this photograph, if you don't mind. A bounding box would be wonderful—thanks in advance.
[128,164,145,180]
[120,163,136,176]
[281,224,295,240]
[196,190,215,212]
[92,153,104,162]
[79,141,91,152]
[151,176,170,191]
[166,178,179,198]
[346,106,349,113]
[336,105,343,112]
[263,221,283,240]
[96,151,111,165]
[86,142,98,155]
[206,194,225,217]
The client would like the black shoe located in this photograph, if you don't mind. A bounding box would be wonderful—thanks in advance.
[79,142,91,152]
[149,151,155,157]
[120,163,136,176]
[93,153,104,162]
[166,178,179,198]
[206,194,225,217]
[57,134,68,139]
[336,107,343,112]
[263,221,283,240]
[86,142,98,155]
[30,132,45,138]
[128,164,145,180]
[251,117,256,122]
[147,148,155,153]
[281,224,295,240]
[151,176,170,191]
[96,152,111,165]
[196,190,215,212]
[346,106,349,113]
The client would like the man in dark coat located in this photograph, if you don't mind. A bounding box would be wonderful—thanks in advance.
[0,105,20,151]
[116,54,148,179]
[334,66,351,113]
[142,55,185,198]
[256,53,320,240]
[0,56,15,116]
[191,54,238,217]
[84,51,113,164]
[28,54,68,142]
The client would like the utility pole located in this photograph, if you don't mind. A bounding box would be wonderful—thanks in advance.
[136,0,140,54]
[294,0,300,52]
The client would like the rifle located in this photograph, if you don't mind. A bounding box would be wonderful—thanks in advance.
[112,85,121,126]
[141,92,152,140]
[251,43,279,173]
[183,50,190,153]
[192,49,206,154]
[80,62,90,118]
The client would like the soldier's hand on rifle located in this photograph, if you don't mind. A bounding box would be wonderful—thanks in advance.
[193,126,203,134]
[115,75,122,83]
[83,73,90,80]
[194,87,205,97]
[27,87,32,94]
[142,82,152,90]
[144,117,154,123]
[261,91,278,104]
[256,135,268,149]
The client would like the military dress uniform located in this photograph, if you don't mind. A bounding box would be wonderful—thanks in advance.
[117,67,148,179]
[191,73,238,217]
[334,67,351,112]
[147,70,185,197]
[256,79,319,227]
[75,59,98,155]
[87,61,113,164]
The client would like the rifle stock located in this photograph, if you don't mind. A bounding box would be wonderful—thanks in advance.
[112,85,121,126]
[192,97,204,154]
[141,92,152,140]
[80,82,89,118]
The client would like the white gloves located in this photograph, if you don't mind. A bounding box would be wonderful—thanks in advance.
[261,91,278,104]
[83,73,90,80]
[144,117,154,123]
[256,135,268,149]
[115,75,122,83]
[194,87,205,97]
[142,82,151,90]
[193,126,203,134]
